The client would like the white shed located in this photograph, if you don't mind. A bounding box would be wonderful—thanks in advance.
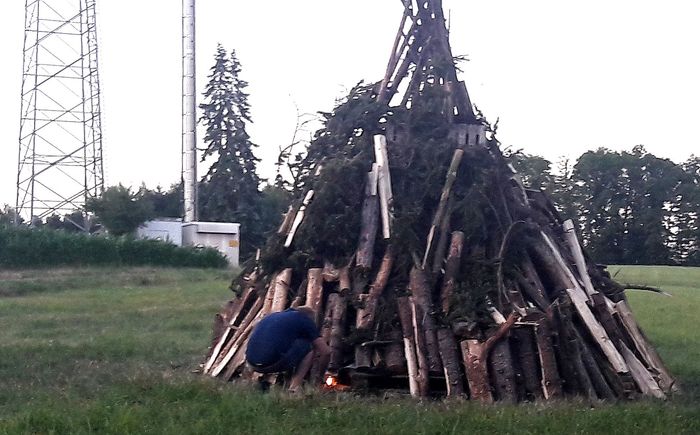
[182,221,241,267]
[137,219,184,246]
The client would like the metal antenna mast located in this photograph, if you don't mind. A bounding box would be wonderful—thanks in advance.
[16,0,104,229]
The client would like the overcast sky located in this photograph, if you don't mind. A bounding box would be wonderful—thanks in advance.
[1,0,699,209]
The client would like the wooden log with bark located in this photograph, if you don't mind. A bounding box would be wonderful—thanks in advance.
[408,267,442,373]
[423,149,464,268]
[459,314,518,402]
[355,247,395,330]
[306,268,324,325]
[356,166,380,270]
[410,298,431,397]
[374,135,394,240]
[397,297,422,397]
[440,231,464,314]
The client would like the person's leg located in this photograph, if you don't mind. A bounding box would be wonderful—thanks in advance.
[288,349,314,392]
[279,339,314,392]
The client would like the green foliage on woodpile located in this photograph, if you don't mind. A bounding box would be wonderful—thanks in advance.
[263,84,497,263]
[249,80,530,330]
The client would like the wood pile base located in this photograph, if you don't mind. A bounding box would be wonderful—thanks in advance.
[201,131,677,402]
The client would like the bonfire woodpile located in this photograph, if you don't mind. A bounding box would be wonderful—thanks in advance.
[201,0,677,402]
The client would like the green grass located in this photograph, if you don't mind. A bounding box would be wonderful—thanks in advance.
[0,266,698,434]
[611,266,700,396]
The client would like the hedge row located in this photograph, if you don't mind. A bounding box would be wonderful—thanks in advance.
[0,226,228,269]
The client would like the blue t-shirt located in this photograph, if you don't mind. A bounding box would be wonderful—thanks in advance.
[246,309,320,366]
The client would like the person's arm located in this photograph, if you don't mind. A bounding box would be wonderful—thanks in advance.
[312,336,331,373]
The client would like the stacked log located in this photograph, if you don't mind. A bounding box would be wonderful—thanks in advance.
[200,0,676,402]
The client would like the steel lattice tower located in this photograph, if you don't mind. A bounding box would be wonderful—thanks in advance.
[16,0,104,229]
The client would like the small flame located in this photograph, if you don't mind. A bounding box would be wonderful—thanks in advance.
[325,375,337,387]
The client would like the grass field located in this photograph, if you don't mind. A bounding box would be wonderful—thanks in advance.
[0,266,698,434]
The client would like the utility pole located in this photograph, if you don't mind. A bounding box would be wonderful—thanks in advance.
[182,0,198,222]
[16,0,104,230]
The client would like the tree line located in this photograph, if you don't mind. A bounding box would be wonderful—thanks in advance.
[5,45,698,267]
[512,146,700,266]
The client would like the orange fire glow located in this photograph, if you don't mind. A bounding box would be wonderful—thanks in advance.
[325,375,338,387]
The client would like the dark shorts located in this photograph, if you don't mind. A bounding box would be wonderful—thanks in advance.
[248,339,313,374]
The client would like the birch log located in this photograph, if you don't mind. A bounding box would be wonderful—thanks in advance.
[410,298,431,397]
[210,296,266,377]
[284,190,315,248]
[339,266,352,295]
[204,287,256,372]
[539,231,628,374]
[311,293,338,383]
[270,269,292,313]
[619,341,666,399]
[562,219,597,297]
[277,205,295,235]
[397,297,421,397]
[356,247,394,330]
[423,149,464,268]
[374,135,394,239]
[306,268,324,325]
[328,294,348,372]
[356,166,380,270]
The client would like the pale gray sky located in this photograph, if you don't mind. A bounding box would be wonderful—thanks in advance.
[1,0,699,208]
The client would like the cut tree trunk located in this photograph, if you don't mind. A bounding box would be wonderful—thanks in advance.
[409,266,442,373]
[460,313,518,402]
[431,199,452,274]
[374,135,394,239]
[306,268,324,325]
[397,296,421,397]
[410,298,431,397]
[384,329,407,374]
[437,328,465,397]
[328,294,348,372]
[489,338,518,403]
[356,247,395,330]
[563,219,597,297]
[615,300,677,393]
[440,231,465,314]
[284,190,315,248]
[619,341,666,399]
[511,326,543,400]
[270,269,292,313]
[529,312,563,400]
[423,149,464,268]
[311,293,338,383]
[356,166,380,270]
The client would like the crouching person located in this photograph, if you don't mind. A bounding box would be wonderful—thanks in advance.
[246,306,330,393]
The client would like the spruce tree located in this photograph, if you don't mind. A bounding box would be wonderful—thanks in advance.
[199,45,263,259]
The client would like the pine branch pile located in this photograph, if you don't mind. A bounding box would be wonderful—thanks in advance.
[201,0,677,401]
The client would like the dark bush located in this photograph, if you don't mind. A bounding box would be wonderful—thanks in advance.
[0,226,227,269]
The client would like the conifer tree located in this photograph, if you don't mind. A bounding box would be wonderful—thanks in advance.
[199,45,263,259]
